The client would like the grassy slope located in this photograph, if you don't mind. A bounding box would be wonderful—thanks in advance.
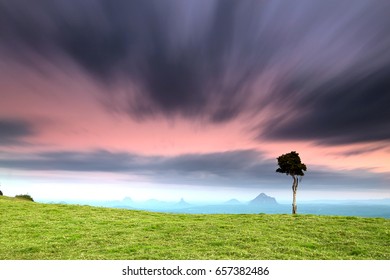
[1,196,389,260]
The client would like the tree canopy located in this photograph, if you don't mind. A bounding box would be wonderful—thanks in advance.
[276,151,307,177]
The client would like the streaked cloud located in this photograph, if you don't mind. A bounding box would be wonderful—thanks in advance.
[0,119,35,145]
[1,0,389,145]
[0,0,389,201]
[0,149,388,192]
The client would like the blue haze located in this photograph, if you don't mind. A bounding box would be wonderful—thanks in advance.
[41,195,390,219]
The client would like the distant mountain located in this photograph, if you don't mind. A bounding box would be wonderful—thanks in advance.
[224,199,242,205]
[175,198,191,207]
[122,197,133,204]
[249,193,278,206]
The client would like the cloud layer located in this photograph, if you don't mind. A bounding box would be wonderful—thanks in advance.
[0,119,35,145]
[0,149,388,192]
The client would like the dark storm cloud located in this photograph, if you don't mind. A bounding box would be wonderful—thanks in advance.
[1,0,390,143]
[0,149,265,179]
[263,64,390,144]
[0,149,271,186]
[0,119,35,145]
[0,149,388,191]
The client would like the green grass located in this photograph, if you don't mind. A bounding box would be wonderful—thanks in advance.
[1,195,389,260]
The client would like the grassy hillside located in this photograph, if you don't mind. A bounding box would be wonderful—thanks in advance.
[1,195,389,260]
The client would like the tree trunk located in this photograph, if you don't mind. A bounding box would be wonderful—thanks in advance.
[292,190,297,214]
[291,175,298,214]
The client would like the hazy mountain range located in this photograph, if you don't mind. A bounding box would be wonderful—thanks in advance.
[42,193,390,219]
[87,193,278,210]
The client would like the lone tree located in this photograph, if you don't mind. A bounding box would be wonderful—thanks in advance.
[276,151,307,214]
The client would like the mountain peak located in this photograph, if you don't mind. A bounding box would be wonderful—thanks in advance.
[176,198,190,206]
[122,197,133,202]
[224,199,241,205]
[249,193,278,205]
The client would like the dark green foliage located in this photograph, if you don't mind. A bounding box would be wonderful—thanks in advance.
[0,190,3,196]
[276,151,307,176]
[15,194,34,202]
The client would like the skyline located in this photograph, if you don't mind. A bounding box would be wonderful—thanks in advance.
[0,0,389,203]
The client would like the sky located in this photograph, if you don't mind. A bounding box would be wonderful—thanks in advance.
[0,0,389,203]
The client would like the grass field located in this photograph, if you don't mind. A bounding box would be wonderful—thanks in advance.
[1,195,389,260]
